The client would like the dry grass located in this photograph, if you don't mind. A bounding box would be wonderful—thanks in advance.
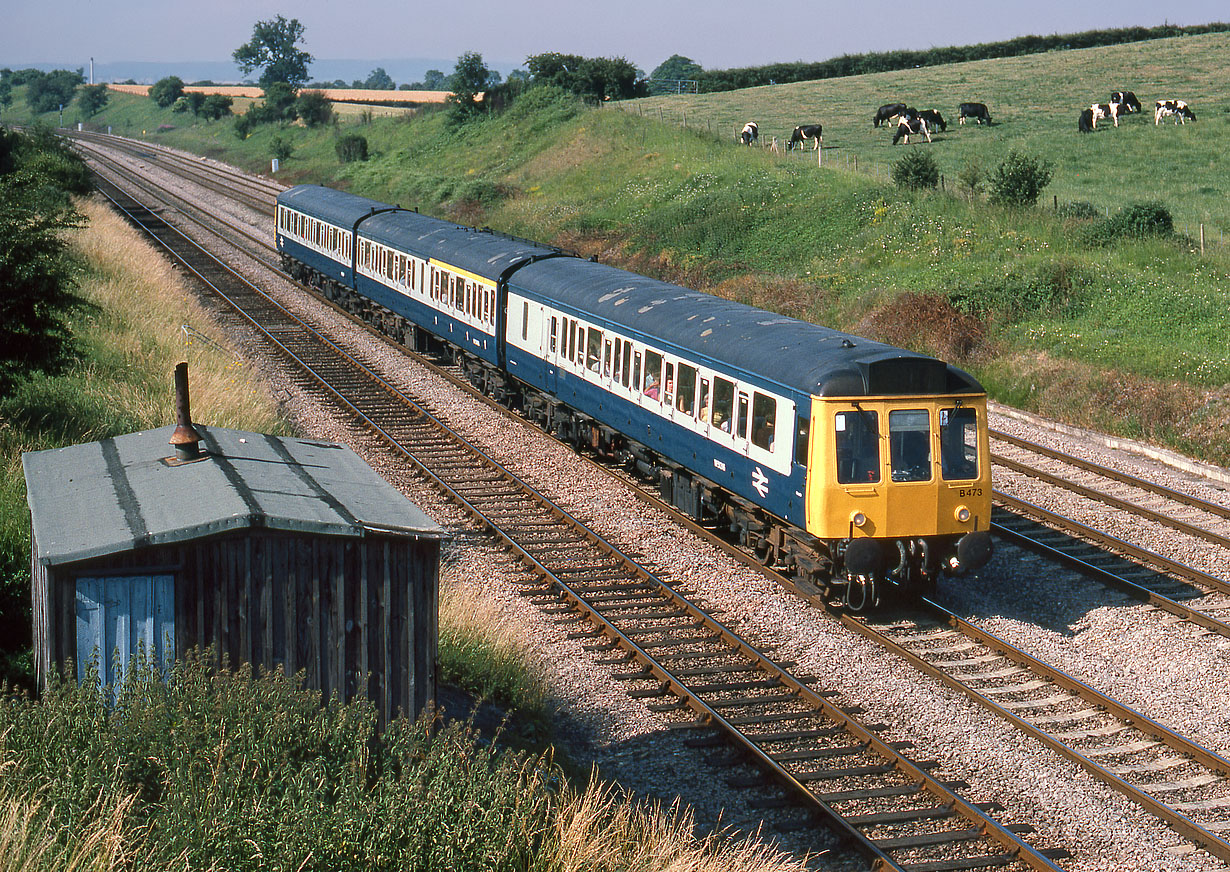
[0,777,133,872]
[553,779,811,872]
[107,83,449,104]
[859,292,989,362]
[71,197,287,434]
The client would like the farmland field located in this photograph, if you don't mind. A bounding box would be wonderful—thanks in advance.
[620,31,1230,238]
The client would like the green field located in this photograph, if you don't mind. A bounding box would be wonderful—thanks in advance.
[4,31,1230,463]
[624,31,1230,237]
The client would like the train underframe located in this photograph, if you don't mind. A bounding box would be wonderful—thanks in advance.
[288,259,974,610]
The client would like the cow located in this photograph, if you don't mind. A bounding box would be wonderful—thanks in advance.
[892,115,931,145]
[787,124,823,151]
[917,109,946,132]
[873,103,907,127]
[740,121,759,145]
[1078,107,1095,133]
[1155,99,1196,125]
[958,102,992,125]
[1090,102,1120,129]
[1111,90,1142,114]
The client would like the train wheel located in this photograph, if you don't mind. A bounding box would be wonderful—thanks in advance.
[844,574,879,612]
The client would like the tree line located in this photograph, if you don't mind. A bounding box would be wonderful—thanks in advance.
[687,22,1230,92]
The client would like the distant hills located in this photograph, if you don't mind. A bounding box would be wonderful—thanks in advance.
[1,58,523,86]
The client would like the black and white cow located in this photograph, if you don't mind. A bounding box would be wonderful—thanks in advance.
[892,115,931,145]
[1154,99,1196,125]
[1078,107,1095,133]
[740,121,759,145]
[873,103,907,127]
[787,124,823,150]
[1111,90,1142,114]
[958,102,992,125]
[917,109,946,132]
[1090,102,1120,129]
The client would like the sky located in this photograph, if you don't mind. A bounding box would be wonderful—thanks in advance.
[2,0,1226,77]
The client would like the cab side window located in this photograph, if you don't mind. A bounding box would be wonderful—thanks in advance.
[836,410,881,483]
[940,407,979,480]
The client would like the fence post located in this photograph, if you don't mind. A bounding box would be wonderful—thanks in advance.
[1200,223,1205,254]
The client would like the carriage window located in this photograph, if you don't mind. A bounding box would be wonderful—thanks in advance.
[549,317,558,353]
[793,416,809,465]
[940,407,979,480]
[751,393,777,451]
[676,364,696,415]
[712,378,734,432]
[736,393,749,440]
[622,341,632,388]
[522,302,529,341]
[643,350,662,399]
[698,379,710,423]
[890,409,932,482]
[587,329,603,372]
[612,340,623,383]
[632,352,642,393]
[664,363,675,406]
[836,410,881,483]
[604,340,613,376]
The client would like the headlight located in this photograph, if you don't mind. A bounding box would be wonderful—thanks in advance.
[954,506,971,523]
[851,511,868,528]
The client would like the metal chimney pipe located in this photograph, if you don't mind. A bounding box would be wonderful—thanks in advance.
[169,362,202,460]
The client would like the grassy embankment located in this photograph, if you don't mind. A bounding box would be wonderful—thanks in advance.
[9,30,1228,463]
[0,191,806,872]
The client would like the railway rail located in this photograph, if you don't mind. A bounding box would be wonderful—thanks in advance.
[71,130,1230,866]
[82,147,1068,872]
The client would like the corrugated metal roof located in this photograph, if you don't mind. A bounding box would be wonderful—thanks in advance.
[23,425,446,567]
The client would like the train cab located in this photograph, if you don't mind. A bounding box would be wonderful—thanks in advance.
[807,391,993,607]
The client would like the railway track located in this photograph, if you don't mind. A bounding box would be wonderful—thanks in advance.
[73,130,1230,866]
[83,152,1069,871]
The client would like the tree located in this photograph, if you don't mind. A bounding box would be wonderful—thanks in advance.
[526,53,647,102]
[526,52,585,91]
[294,90,333,127]
[0,80,13,113]
[0,129,85,393]
[150,76,185,108]
[232,15,313,88]
[26,69,83,115]
[77,84,109,116]
[422,69,448,90]
[363,67,395,90]
[199,94,233,120]
[446,51,495,122]
[649,54,703,94]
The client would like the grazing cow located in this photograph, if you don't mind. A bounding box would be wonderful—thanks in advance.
[1111,90,1142,114]
[787,124,823,150]
[1090,102,1120,129]
[958,102,992,125]
[917,109,946,132]
[892,115,931,145]
[873,102,907,127]
[1078,108,1095,133]
[1155,99,1196,125]
[740,121,759,145]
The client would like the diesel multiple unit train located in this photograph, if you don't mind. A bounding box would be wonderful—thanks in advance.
[276,184,993,609]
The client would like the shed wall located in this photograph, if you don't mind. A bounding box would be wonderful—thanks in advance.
[38,529,439,727]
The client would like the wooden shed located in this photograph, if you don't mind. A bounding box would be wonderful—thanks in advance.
[23,422,447,726]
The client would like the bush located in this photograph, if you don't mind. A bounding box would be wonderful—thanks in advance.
[198,93,233,120]
[987,149,1053,207]
[1106,200,1174,237]
[294,89,333,127]
[336,133,368,163]
[270,136,293,161]
[956,157,984,198]
[890,149,940,191]
[1057,200,1101,220]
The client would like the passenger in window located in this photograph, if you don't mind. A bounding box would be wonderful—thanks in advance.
[713,410,730,432]
[664,379,674,407]
[644,372,660,400]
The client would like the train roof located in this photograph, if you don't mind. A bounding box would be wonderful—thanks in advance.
[278,184,398,228]
[361,212,562,281]
[513,257,983,398]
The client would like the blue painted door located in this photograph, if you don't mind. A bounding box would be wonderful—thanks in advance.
[75,575,175,688]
